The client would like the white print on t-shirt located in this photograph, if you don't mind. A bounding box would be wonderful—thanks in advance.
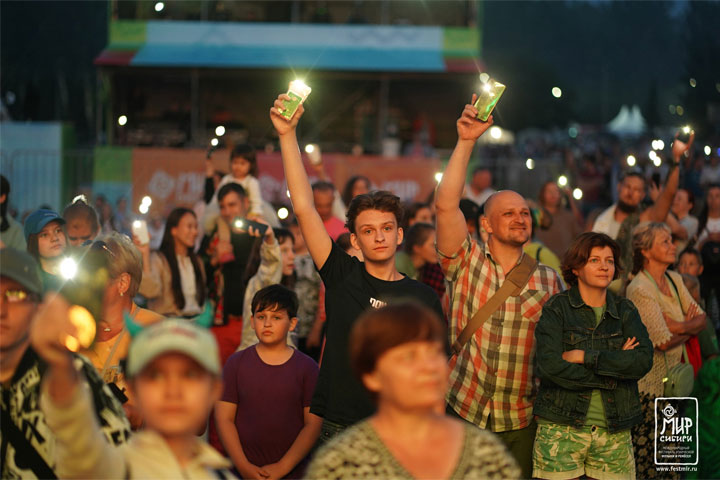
[369,297,387,309]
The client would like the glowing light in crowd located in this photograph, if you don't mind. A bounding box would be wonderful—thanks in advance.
[479,73,490,84]
[676,106,684,116]
[552,87,562,98]
[117,115,127,126]
[626,155,636,166]
[139,196,152,214]
[305,144,316,154]
[668,105,676,115]
[215,126,226,137]
[489,126,502,139]
[568,127,578,138]
[705,145,712,156]
[649,150,659,161]
[482,83,492,92]
[59,258,78,280]
[526,158,535,170]
[290,79,309,92]
[558,175,568,187]
[277,207,289,220]
[132,220,142,229]
[434,172,443,183]
[653,140,665,150]
[210,138,219,147]
[573,188,583,200]
[286,189,291,198]
[682,125,692,134]
[689,78,697,88]
[234,219,244,229]
[154,2,164,12]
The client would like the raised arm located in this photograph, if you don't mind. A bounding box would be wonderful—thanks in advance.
[270,95,332,269]
[643,132,694,223]
[435,95,493,255]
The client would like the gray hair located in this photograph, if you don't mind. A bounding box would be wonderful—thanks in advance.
[101,232,143,297]
[631,221,671,275]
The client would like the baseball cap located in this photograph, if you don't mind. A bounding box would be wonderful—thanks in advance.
[125,319,220,378]
[0,247,43,294]
[24,209,66,241]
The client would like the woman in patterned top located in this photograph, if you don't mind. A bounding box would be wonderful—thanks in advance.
[306,302,519,480]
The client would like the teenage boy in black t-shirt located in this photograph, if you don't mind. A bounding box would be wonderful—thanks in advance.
[270,93,444,443]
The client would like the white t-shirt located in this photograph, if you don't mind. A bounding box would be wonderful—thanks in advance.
[177,255,201,315]
[697,217,720,246]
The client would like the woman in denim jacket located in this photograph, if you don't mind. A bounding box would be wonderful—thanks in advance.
[533,233,653,480]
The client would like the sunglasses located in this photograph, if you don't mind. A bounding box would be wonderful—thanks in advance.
[2,289,34,304]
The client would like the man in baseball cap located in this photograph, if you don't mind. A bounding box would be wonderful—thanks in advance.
[1,247,130,479]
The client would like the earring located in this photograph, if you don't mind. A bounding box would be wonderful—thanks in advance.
[119,291,124,297]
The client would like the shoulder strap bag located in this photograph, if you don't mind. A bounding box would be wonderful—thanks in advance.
[451,254,537,356]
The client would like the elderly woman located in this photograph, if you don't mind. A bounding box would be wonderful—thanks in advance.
[626,222,707,478]
[306,302,519,479]
[79,232,163,429]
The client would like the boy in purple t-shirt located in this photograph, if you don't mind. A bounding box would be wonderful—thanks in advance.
[216,284,321,479]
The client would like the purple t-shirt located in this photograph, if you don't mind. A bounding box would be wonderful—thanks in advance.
[221,346,319,479]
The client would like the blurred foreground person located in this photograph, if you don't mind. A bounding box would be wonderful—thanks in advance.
[435,97,562,478]
[626,222,707,479]
[535,180,584,258]
[24,209,69,292]
[138,208,207,317]
[0,248,129,479]
[533,233,652,479]
[306,303,520,479]
[38,311,235,478]
[62,197,101,247]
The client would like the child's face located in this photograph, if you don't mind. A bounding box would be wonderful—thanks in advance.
[231,157,252,179]
[251,306,297,347]
[677,253,702,277]
[129,353,221,438]
[279,238,296,276]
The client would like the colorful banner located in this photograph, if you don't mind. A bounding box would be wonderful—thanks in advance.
[127,147,441,216]
[96,21,479,72]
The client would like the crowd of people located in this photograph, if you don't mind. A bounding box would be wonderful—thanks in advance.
[1,91,719,480]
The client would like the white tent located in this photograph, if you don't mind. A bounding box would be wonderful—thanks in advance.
[607,104,647,136]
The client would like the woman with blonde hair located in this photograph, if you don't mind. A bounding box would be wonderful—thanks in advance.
[79,232,163,429]
[626,221,707,478]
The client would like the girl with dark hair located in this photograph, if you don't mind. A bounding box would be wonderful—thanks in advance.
[535,180,584,258]
[341,175,371,209]
[137,208,206,317]
[24,209,69,292]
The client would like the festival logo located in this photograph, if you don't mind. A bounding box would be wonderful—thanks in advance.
[655,397,698,467]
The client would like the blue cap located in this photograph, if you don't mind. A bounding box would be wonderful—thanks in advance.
[24,209,65,241]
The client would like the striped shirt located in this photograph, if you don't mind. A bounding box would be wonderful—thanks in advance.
[439,236,563,433]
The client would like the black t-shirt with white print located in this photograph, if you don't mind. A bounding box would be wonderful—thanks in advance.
[311,242,445,426]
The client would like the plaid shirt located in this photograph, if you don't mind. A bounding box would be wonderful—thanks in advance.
[439,235,563,433]
[420,262,447,300]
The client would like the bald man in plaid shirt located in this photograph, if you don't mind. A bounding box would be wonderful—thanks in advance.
[435,98,563,478]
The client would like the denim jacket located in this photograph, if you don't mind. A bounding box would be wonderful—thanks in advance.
[533,286,653,432]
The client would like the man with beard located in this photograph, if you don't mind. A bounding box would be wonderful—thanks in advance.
[591,134,693,289]
[435,97,563,478]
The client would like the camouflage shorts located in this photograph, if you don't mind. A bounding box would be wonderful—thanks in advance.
[532,422,635,480]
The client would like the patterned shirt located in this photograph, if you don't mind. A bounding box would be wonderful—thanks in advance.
[439,236,563,433]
